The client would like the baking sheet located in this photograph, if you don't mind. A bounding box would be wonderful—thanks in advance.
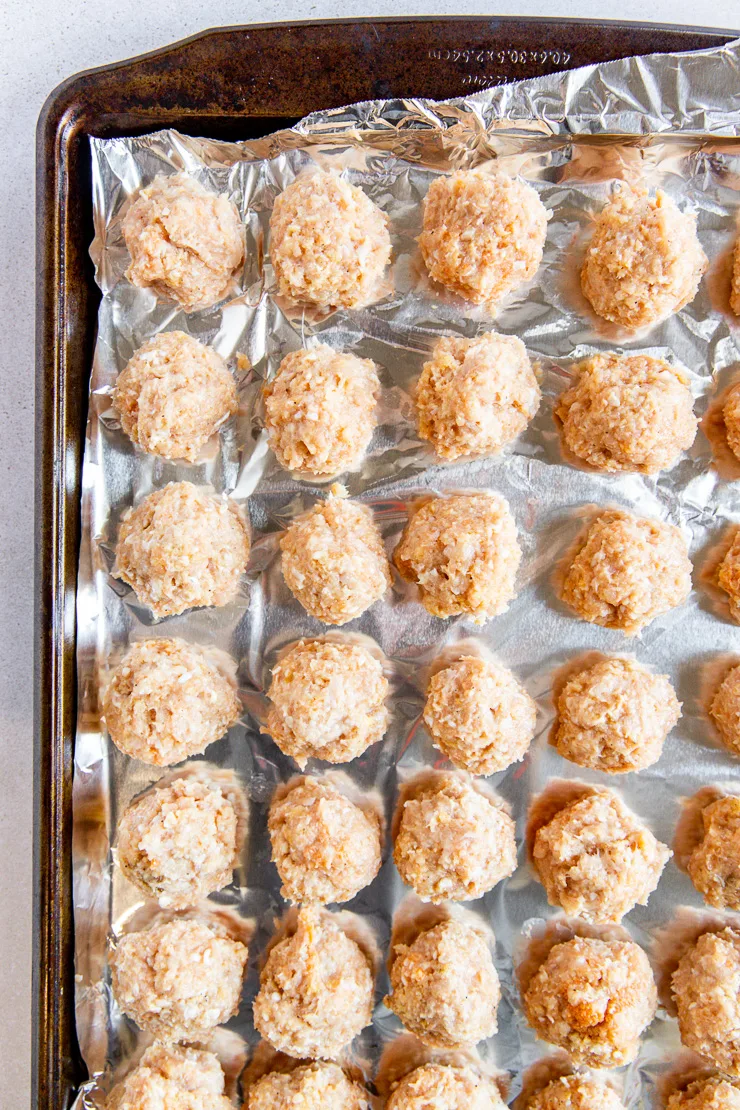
[74,34,740,1107]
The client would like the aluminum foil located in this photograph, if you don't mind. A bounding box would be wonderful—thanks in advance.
[74,34,740,1108]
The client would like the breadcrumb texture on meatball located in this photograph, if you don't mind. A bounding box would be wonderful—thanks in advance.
[114,482,249,619]
[419,171,548,306]
[252,907,374,1060]
[555,656,680,773]
[556,352,696,474]
[117,777,240,907]
[522,935,657,1068]
[718,531,740,623]
[393,774,516,903]
[385,919,500,1049]
[532,788,669,923]
[415,331,540,461]
[280,495,391,625]
[666,1074,740,1110]
[581,187,706,329]
[723,384,740,462]
[710,664,740,756]
[688,795,740,911]
[107,1043,232,1110]
[673,927,740,1075]
[109,917,248,1042]
[265,639,389,768]
[387,1063,504,1110]
[113,331,237,462]
[394,493,521,623]
[269,776,382,904]
[423,655,536,774]
[269,169,391,309]
[559,509,691,635]
[102,638,241,765]
[122,173,244,311]
[264,345,380,478]
[525,1074,627,1110]
[247,1061,370,1110]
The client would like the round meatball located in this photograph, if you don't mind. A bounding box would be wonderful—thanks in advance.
[116,777,240,907]
[522,935,657,1068]
[555,656,680,773]
[122,174,244,311]
[264,345,379,477]
[687,795,740,910]
[393,774,516,903]
[673,927,740,1074]
[265,639,389,768]
[247,1061,369,1110]
[384,919,500,1048]
[280,495,391,625]
[525,1075,626,1110]
[268,777,382,904]
[252,907,374,1060]
[559,509,691,635]
[387,1064,504,1110]
[557,353,696,474]
[394,493,521,623]
[419,171,548,306]
[710,664,740,756]
[718,530,740,623]
[723,384,740,461]
[415,331,540,461]
[532,788,669,923]
[109,917,248,1041]
[423,655,536,774]
[666,1075,740,1110]
[113,331,237,462]
[108,1043,231,1110]
[114,483,249,619]
[102,638,241,765]
[581,187,706,329]
[270,169,391,309]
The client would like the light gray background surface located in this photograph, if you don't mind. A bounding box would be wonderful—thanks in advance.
[2,2,739,1105]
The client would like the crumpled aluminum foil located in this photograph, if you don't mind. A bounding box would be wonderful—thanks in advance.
[73,34,740,1108]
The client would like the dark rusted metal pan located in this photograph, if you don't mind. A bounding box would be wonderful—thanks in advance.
[34,17,738,1108]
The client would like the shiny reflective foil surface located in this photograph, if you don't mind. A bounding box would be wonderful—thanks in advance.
[74,36,740,1108]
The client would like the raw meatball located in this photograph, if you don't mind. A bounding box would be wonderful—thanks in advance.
[394,493,521,623]
[666,1075,740,1110]
[116,777,240,907]
[423,655,537,774]
[723,384,740,461]
[556,353,696,474]
[265,639,389,767]
[247,1061,369,1110]
[107,1043,231,1110]
[687,795,740,910]
[280,494,391,625]
[522,936,657,1067]
[109,917,248,1042]
[113,331,237,462]
[672,927,740,1074]
[384,919,500,1048]
[559,509,691,635]
[419,171,548,306]
[555,656,681,773]
[122,174,244,311]
[114,482,249,619]
[710,664,740,756]
[525,1075,626,1110]
[393,774,516,903]
[252,907,374,1060]
[415,331,540,461]
[718,530,740,622]
[270,169,391,309]
[102,638,240,765]
[532,788,670,922]
[387,1064,504,1110]
[581,188,706,329]
[268,777,382,904]
[264,345,379,477]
